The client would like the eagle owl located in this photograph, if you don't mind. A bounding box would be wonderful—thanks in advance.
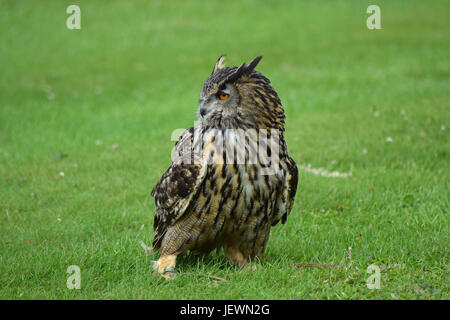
[151,56,298,278]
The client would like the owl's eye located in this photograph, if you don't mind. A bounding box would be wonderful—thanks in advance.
[218,91,230,100]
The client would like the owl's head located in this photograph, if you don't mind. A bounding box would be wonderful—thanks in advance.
[198,56,285,131]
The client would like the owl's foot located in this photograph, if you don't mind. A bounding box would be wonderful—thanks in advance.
[224,246,248,266]
[153,254,177,279]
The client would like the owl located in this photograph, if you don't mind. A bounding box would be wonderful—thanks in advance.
[151,56,298,278]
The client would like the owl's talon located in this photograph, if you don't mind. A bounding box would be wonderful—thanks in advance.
[163,266,174,273]
[161,267,177,279]
[162,267,176,275]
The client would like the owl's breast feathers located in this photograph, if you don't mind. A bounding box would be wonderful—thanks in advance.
[151,125,298,250]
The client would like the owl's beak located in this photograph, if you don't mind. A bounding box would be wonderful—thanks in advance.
[199,101,207,117]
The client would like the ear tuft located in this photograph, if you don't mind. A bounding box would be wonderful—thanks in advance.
[212,55,227,74]
[220,55,264,84]
[245,56,263,73]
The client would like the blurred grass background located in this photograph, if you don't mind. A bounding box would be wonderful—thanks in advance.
[0,0,448,299]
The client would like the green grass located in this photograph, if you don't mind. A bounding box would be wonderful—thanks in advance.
[0,0,449,299]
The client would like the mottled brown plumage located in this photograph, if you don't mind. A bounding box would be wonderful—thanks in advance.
[151,56,298,278]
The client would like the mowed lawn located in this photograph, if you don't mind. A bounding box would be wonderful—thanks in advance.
[0,0,448,299]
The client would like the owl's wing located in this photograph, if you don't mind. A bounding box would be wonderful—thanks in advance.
[273,155,298,226]
[151,126,207,249]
